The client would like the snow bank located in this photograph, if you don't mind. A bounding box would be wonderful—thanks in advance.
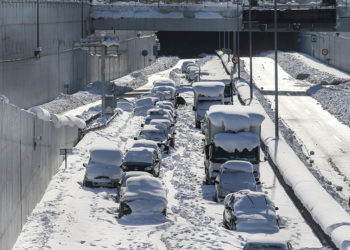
[214,132,259,152]
[90,146,123,166]
[221,160,254,173]
[51,113,86,129]
[192,81,225,97]
[124,147,154,164]
[28,107,51,122]
[121,176,167,215]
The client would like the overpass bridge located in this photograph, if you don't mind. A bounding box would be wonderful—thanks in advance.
[90,1,350,32]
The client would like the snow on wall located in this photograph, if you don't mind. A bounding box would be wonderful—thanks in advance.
[0,101,79,250]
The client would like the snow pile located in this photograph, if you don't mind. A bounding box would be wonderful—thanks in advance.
[263,51,350,85]
[221,160,254,173]
[124,147,154,164]
[121,176,167,215]
[307,84,350,127]
[38,56,178,115]
[213,132,260,152]
[28,107,51,122]
[264,135,350,249]
[51,113,86,129]
[234,78,251,105]
[90,146,123,166]
[193,81,225,97]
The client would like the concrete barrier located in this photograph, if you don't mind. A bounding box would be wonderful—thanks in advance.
[0,100,79,250]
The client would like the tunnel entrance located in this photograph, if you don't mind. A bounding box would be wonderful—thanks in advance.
[157,31,300,58]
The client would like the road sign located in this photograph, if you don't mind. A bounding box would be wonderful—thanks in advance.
[232,56,238,64]
[322,48,329,56]
[311,34,317,43]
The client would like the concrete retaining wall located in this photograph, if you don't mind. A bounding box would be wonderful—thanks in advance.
[0,100,79,250]
[299,32,350,73]
[0,0,157,109]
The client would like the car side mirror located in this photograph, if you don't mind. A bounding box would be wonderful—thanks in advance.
[275,207,279,211]
[134,137,138,140]
[170,124,175,127]
[83,163,88,168]
[214,180,219,184]
[176,93,179,97]
[192,106,196,111]
[256,181,261,185]
[141,124,144,127]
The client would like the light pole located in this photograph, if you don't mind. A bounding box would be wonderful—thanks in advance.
[237,0,240,79]
[249,0,253,101]
[274,0,279,138]
[76,35,119,115]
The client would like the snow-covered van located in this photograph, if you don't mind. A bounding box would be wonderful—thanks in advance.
[203,105,264,184]
[192,81,225,128]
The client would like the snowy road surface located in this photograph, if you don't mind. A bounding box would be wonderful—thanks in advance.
[243,57,350,206]
[13,56,321,249]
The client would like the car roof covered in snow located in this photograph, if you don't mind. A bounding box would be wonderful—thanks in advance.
[213,132,260,152]
[121,175,167,214]
[147,108,171,116]
[135,97,158,108]
[124,147,155,163]
[207,105,265,132]
[192,81,225,97]
[131,139,159,149]
[89,146,122,166]
[221,160,254,173]
[153,79,175,88]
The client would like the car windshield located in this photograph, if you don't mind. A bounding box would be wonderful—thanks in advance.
[212,146,259,164]
[244,244,287,250]
[224,85,231,98]
[124,162,152,167]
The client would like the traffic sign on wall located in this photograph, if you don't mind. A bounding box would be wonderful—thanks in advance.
[311,34,317,43]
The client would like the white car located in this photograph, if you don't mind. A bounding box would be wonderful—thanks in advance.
[215,161,259,202]
[151,86,176,101]
[153,79,176,88]
[116,171,153,203]
[147,108,173,118]
[184,62,198,74]
[137,125,170,153]
[150,119,175,135]
[131,139,162,161]
[134,97,159,114]
[122,147,161,177]
[144,113,174,125]
[181,60,195,73]
[223,190,279,233]
[83,146,123,188]
[119,175,167,218]
[243,237,292,250]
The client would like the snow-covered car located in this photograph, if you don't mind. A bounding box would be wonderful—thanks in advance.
[144,113,174,126]
[119,175,167,218]
[147,108,174,119]
[187,66,200,82]
[83,146,123,188]
[155,103,175,115]
[122,147,161,177]
[153,79,176,88]
[134,97,159,114]
[150,119,175,135]
[184,62,198,74]
[151,86,176,101]
[243,237,292,250]
[116,171,153,203]
[137,125,170,153]
[181,60,195,73]
[156,100,174,109]
[131,139,162,161]
[215,161,258,202]
[223,190,279,233]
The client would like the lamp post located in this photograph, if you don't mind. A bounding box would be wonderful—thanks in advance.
[237,0,240,79]
[76,35,119,115]
[249,0,253,102]
[274,0,279,138]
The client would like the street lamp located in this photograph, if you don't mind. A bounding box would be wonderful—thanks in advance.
[76,34,119,115]
[274,0,279,138]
